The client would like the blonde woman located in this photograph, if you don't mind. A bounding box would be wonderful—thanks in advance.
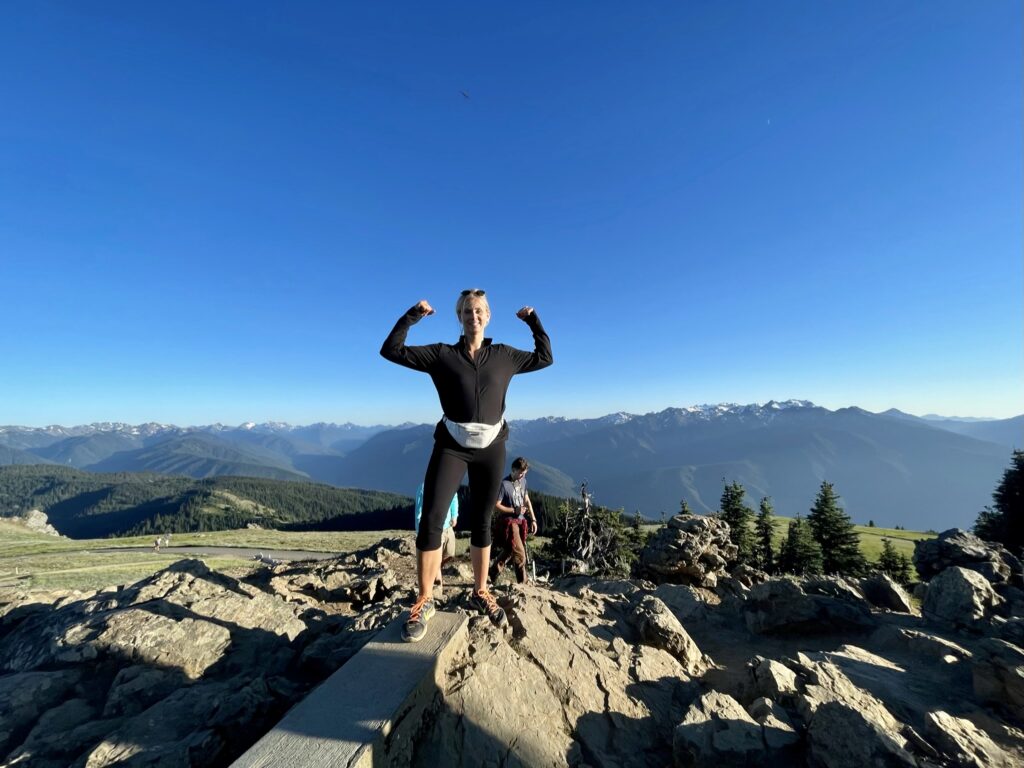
[381,289,552,642]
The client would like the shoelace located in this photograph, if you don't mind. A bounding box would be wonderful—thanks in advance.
[409,595,429,623]
[475,588,500,613]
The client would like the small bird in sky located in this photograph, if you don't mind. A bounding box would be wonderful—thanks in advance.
[460,90,470,99]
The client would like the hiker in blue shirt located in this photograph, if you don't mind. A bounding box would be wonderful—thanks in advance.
[415,483,459,598]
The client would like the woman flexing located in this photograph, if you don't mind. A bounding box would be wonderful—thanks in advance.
[381,289,552,642]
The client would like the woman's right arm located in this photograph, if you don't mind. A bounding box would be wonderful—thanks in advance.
[380,302,441,371]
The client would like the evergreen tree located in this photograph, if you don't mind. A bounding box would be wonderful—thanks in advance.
[679,499,692,516]
[632,509,642,531]
[778,514,823,575]
[755,497,776,574]
[807,481,866,576]
[876,538,914,585]
[974,450,1024,555]
[719,481,755,563]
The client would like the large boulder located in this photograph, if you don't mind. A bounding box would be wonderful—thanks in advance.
[80,676,277,768]
[806,701,916,768]
[629,595,710,675]
[405,585,697,768]
[640,515,738,588]
[914,529,1023,585]
[20,509,62,537]
[673,691,768,768]
[744,578,875,635]
[972,638,1024,719]
[0,669,83,756]
[923,710,1016,768]
[922,566,1003,628]
[860,573,915,614]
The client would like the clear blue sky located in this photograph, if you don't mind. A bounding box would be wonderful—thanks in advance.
[2,1,1021,427]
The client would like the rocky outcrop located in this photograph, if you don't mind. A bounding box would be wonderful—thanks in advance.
[0,540,411,768]
[860,573,915,614]
[743,578,875,635]
[3,531,1024,768]
[640,514,738,587]
[973,638,1024,719]
[922,566,1004,628]
[629,595,710,675]
[914,528,1023,586]
[401,584,702,768]
[923,710,1016,768]
[673,691,770,768]
[18,509,62,537]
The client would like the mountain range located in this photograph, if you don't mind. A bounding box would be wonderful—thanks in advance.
[2,402,1019,531]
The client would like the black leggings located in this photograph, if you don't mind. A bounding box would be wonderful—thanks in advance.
[417,423,506,551]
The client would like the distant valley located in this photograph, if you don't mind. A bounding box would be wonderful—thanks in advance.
[2,402,1019,532]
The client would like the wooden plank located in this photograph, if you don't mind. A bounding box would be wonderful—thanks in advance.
[232,610,467,768]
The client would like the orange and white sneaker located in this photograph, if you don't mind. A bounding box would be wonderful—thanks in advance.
[469,587,507,627]
[402,595,436,643]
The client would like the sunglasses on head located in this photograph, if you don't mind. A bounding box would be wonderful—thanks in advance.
[460,289,486,297]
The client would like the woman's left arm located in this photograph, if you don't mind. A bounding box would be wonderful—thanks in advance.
[508,307,553,373]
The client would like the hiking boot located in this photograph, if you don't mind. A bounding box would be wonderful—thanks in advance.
[514,564,527,584]
[470,588,507,627]
[402,596,436,643]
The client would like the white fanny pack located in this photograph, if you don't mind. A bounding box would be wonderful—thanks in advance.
[443,416,503,449]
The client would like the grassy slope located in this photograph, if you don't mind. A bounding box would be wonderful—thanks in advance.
[0,519,411,592]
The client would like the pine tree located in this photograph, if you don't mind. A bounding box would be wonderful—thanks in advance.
[778,514,823,575]
[719,481,755,563]
[755,497,776,574]
[807,481,866,576]
[679,499,693,516]
[975,450,1024,555]
[876,538,914,585]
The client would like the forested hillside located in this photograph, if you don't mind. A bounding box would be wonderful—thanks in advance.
[0,465,411,539]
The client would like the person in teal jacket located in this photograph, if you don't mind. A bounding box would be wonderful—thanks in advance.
[415,483,458,598]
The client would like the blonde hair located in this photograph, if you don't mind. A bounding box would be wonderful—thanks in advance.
[455,288,490,322]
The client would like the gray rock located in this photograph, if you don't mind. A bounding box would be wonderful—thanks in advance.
[652,583,712,622]
[641,514,739,587]
[795,654,906,738]
[417,585,693,768]
[802,576,865,602]
[95,609,232,680]
[914,529,1022,585]
[0,669,83,756]
[923,566,1003,627]
[747,697,800,755]
[972,637,1024,719]
[102,665,187,718]
[744,579,875,635]
[630,595,710,675]
[923,710,1015,768]
[807,701,916,768]
[0,559,308,676]
[673,691,767,768]
[3,698,113,763]
[996,617,1024,647]
[82,676,275,768]
[730,564,767,589]
[751,656,799,699]
[860,573,915,613]
[871,625,972,664]
[20,509,62,537]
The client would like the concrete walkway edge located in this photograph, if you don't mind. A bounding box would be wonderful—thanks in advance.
[231,611,468,768]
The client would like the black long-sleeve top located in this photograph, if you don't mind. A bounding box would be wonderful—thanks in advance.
[380,308,553,426]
